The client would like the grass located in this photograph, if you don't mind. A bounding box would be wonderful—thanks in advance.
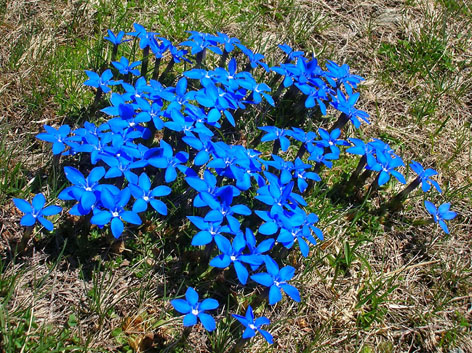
[0,0,471,352]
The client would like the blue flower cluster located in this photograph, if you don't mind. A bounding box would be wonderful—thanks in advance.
[13,24,457,346]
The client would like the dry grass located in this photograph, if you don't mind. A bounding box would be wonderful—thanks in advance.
[0,0,471,352]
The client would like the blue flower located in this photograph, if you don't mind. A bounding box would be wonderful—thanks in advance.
[278,44,304,62]
[250,256,300,305]
[104,30,130,46]
[325,60,365,95]
[307,145,338,168]
[256,173,307,211]
[13,193,61,231]
[236,44,269,71]
[171,287,219,332]
[252,83,275,106]
[84,69,121,94]
[259,126,292,152]
[58,166,106,215]
[244,228,274,271]
[263,155,294,184]
[129,23,158,50]
[410,161,441,193]
[204,187,251,233]
[232,305,273,344]
[128,173,171,215]
[147,140,189,183]
[316,128,350,155]
[215,32,240,53]
[187,216,231,246]
[295,81,328,114]
[373,152,406,186]
[111,57,141,76]
[293,158,320,193]
[90,188,142,238]
[330,90,369,129]
[180,31,222,55]
[424,201,456,234]
[210,233,260,285]
[36,124,71,155]
[276,209,321,257]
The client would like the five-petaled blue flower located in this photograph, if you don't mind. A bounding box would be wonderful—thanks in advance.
[232,305,273,344]
[36,124,71,155]
[251,256,300,305]
[171,287,219,332]
[13,193,61,231]
[410,161,442,193]
[424,201,456,234]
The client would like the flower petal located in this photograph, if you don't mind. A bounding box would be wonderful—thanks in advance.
[199,298,219,311]
[198,313,216,332]
[171,299,191,314]
[185,287,199,306]
[13,198,32,214]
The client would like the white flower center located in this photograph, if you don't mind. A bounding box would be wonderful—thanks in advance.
[112,211,119,218]
[249,324,256,330]
[191,309,199,315]
[230,255,236,262]
[143,196,149,201]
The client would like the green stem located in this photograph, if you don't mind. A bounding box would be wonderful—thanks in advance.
[152,57,161,81]
[141,46,150,77]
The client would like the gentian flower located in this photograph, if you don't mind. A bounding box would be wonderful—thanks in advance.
[263,155,294,184]
[180,31,223,55]
[204,187,251,233]
[236,43,269,71]
[215,32,240,53]
[129,23,158,49]
[187,216,231,246]
[250,256,300,305]
[325,60,364,95]
[346,138,378,168]
[84,69,121,93]
[244,228,274,271]
[36,124,71,155]
[259,126,292,152]
[330,90,369,129]
[424,201,457,234]
[182,133,214,166]
[256,173,307,211]
[90,188,142,238]
[295,81,328,114]
[13,193,61,231]
[255,206,285,236]
[170,287,219,331]
[308,145,338,168]
[293,158,320,193]
[232,305,273,344]
[252,83,275,106]
[58,166,106,215]
[147,140,189,183]
[278,44,304,62]
[111,57,141,76]
[372,152,406,186]
[276,210,320,257]
[104,30,130,46]
[316,128,349,155]
[210,232,262,285]
[129,173,171,215]
[410,161,442,193]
